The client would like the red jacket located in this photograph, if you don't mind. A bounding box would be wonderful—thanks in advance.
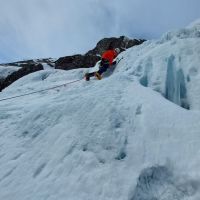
[101,50,117,65]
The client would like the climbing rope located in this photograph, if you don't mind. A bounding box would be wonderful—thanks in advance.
[0,78,83,102]
[0,57,123,102]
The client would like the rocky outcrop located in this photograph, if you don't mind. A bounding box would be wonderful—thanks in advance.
[0,58,55,92]
[0,64,43,91]
[86,36,145,56]
[55,36,145,70]
[55,54,100,70]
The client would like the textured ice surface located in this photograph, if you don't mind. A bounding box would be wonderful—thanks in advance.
[0,20,200,200]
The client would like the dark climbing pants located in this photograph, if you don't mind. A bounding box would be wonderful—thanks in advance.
[97,64,109,75]
[87,64,110,77]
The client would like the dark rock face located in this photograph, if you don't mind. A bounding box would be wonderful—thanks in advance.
[86,36,145,56]
[55,36,145,70]
[0,64,43,92]
[55,54,100,70]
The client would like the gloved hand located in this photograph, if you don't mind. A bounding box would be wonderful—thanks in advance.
[112,60,117,65]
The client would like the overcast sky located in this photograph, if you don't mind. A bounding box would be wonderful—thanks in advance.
[0,0,200,63]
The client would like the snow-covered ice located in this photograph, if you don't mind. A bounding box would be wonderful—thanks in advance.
[0,20,200,200]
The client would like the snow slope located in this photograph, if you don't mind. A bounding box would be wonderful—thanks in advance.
[0,21,200,200]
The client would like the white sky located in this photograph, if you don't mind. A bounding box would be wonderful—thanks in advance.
[0,0,200,63]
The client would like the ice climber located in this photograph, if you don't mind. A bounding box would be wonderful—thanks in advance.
[84,48,120,81]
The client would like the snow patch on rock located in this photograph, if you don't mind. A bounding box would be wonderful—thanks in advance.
[0,65,21,79]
